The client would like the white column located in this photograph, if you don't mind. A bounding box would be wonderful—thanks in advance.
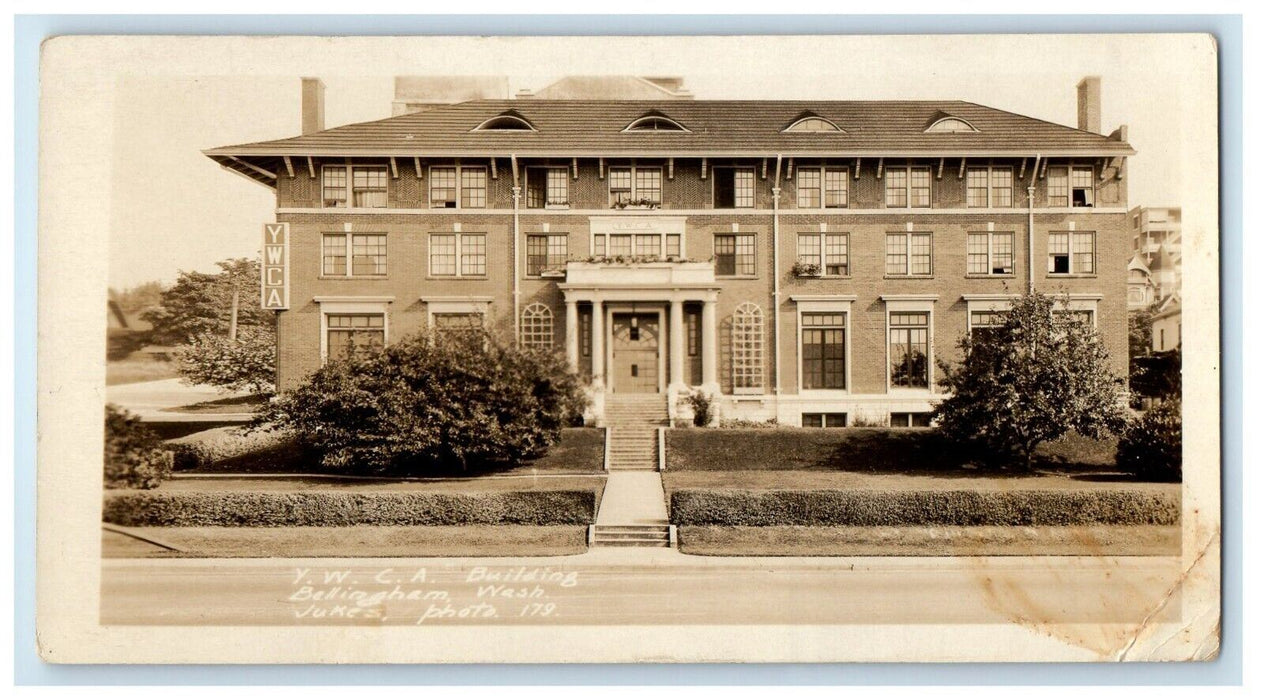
[564,299,579,372]
[701,299,718,390]
[669,299,685,391]
[590,299,605,387]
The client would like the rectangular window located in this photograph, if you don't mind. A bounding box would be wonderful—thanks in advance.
[1071,166,1095,207]
[966,168,989,208]
[802,413,848,428]
[526,167,569,208]
[970,309,1006,344]
[461,167,487,209]
[797,232,848,276]
[796,167,850,208]
[714,168,755,208]
[526,234,568,276]
[591,232,682,259]
[796,233,820,268]
[1048,232,1095,275]
[1047,166,1069,207]
[801,312,847,390]
[891,412,933,428]
[796,169,821,208]
[433,312,484,337]
[351,166,388,208]
[1055,310,1096,330]
[429,233,487,277]
[890,312,930,389]
[608,234,632,257]
[326,314,385,362]
[991,167,1013,207]
[687,309,700,357]
[715,234,756,276]
[666,234,682,258]
[322,166,348,207]
[966,166,1014,208]
[430,167,457,208]
[634,234,659,257]
[887,166,931,208]
[608,166,661,206]
[824,169,848,208]
[579,311,592,358]
[966,231,1014,275]
[322,233,386,277]
[886,232,932,276]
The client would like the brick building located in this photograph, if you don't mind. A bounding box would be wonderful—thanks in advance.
[207,76,1134,426]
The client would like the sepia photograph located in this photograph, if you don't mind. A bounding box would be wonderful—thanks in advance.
[35,31,1222,664]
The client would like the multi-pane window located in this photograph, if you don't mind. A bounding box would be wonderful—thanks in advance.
[796,167,849,209]
[591,233,680,259]
[432,312,484,337]
[461,167,487,209]
[1070,166,1095,207]
[1055,310,1096,328]
[891,412,933,428]
[889,312,930,389]
[429,233,486,277]
[579,311,592,358]
[326,314,385,362]
[732,302,764,393]
[608,166,662,206]
[715,234,756,276]
[802,413,848,428]
[796,232,849,276]
[520,303,554,349]
[322,233,387,277]
[526,234,568,276]
[885,232,932,276]
[969,309,1007,344]
[526,168,569,208]
[351,167,388,208]
[1048,232,1095,275]
[430,167,458,208]
[886,166,931,208]
[968,167,1013,207]
[714,168,756,208]
[801,312,846,390]
[1047,165,1093,207]
[322,166,348,207]
[966,231,1014,275]
[1047,166,1069,207]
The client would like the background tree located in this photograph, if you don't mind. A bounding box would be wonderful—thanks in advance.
[142,258,274,345]
[109,280,166,315]
[1128,304,1157,360]
[1116,397,1182,482]
[254,329,588,475]
[932,291,1129,469]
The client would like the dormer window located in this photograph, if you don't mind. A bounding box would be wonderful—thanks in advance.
[783,115,843,133]
[623,114,689,132]
[924,116,979,133]
[472,112,536,132]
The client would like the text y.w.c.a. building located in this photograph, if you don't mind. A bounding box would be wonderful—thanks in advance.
[207,76,1134,427]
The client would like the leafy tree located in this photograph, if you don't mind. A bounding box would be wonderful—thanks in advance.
[1116,397,1182,482]
[173,325,277,395]
[110,281,166,315]
[142,258,274,345]
[253,328,588,475]
[1128,305,1157,360]
[1130,347,1181,403]
[932,291,1129,469]
[104,404,172,489]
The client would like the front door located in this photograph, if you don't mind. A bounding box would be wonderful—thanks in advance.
[611,313,660,393]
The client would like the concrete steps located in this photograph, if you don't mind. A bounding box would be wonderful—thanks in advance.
[591,523,672,548]
[594,396,673,547]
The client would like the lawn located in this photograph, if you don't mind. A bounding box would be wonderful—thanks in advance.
[160,394,265,415]
[106,356,179,386]
[102,525,588,558]
[676,524,1180,557]
[662,469,1179,494]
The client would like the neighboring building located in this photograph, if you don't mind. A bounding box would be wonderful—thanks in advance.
[1126,251,1156,310]
[1151,293,1181,352]
[1129,205,1181,299]
[392,76,510,116]
[517,76,693,100]
[207,75,1133,426]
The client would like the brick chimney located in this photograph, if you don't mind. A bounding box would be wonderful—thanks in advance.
[301,77,325,135]
[1076,76,1101,134]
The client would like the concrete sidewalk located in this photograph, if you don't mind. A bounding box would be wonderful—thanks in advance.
[594,471,669,526]
[106,378,253,421]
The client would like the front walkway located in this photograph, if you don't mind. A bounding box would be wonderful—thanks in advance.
[595,472,670,526]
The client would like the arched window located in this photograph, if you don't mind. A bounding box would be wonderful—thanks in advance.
[520,303,554,349]
[473,112,537,132]
[623,114,690,132]
[732,302,765,393]
[783,116,843,133]
[924,116,979,133]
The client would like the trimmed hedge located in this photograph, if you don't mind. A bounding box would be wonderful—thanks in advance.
[670,489,1179,527]
[169,427,294,471]
[104,489,597,527]
[665,428,1116,472]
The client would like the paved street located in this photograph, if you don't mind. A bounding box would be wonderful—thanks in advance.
[101,551,1182,628]
[105,378,252,420]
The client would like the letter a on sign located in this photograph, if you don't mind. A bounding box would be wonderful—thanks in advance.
[261,222,290,310]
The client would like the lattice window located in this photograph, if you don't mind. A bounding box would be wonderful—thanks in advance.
[731,302,765,393]
[520,303,554,350]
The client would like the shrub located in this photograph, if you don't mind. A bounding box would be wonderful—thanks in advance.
[670,489,1180,527]
[254,329,588,476]
[715,417,780,429]
[103,404,172,489]
[686,390,715,427]
[168,426,294,471]
[174,324,276,395]
[1116,398,1182,482]
[102,490,597,527]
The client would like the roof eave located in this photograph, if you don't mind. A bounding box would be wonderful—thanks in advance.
[205,146,1136,159]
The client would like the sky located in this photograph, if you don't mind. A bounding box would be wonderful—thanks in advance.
[104,35,1211,289]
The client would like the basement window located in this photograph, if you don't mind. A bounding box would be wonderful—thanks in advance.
[802,413,848,428]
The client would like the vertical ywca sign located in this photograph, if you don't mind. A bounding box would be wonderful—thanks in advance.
[261,222,290,310]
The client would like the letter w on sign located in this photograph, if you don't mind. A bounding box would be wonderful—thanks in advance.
[261,222,290,310]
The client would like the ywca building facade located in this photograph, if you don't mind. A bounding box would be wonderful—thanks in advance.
[210,77,1133,426]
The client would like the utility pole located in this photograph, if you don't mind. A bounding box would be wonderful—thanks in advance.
[229,284,240,341]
